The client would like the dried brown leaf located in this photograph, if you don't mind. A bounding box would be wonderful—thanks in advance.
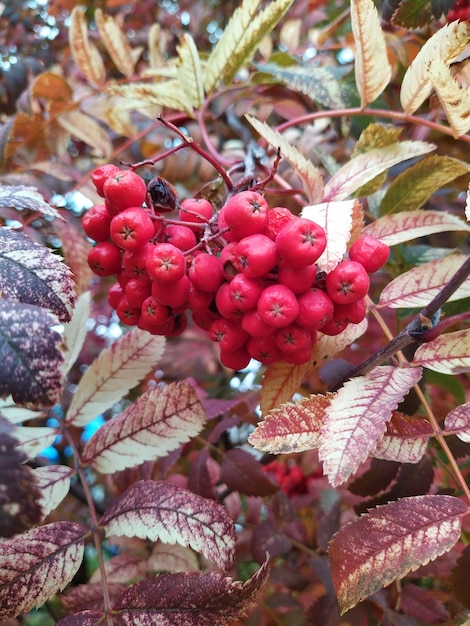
[69,7,106,87]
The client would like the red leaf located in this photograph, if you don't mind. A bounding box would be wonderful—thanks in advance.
[329,494,468,614]
[372,412,434,463]
[445,401,470,442]
[450,544,470,609]
[400,583,448,623]
[55,611,103,626]
[220,448,279,496]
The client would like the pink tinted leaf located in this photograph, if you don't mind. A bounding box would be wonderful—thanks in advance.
[248,393,332,454]
[372,412,433,463]
[0,521,87,620]
[444,402,470,442]
[147,542,200,574]
[55,611,103,626]
[220,448,279,496]
[319,366,423,486]
[329,494,468,614]
[400,583,448,623]
[112,561,270,625]
[82,382,206,473]
[379,254,470,308]
[187,448,217,500]
[413,329,470,375]
[61,582,125,613]
[0,228,75,322]
[100,480,236,571]
[33,465,72,519]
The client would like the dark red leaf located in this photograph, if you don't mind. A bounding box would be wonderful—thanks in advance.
[220,448,279,496]
[251,519,292,563]
[187,448,217,500]
[348,459,400,497]
[55,611,103,626]
[450,544,470,609]
[61,582,125,613]
[400,583,448,623]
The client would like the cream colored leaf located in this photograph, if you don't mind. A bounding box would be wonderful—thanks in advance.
[62,291,92,376]
[429,58,470,138]
[413,329,470,375]
[302,200,358,272]
[58,110,112,160]
[323,141,435,202]
[364,210,470,246]
[12,427,57,459]
[372,412,433,463]
[68,6,106,87]
[65,328,166,427]
[94,9,136,78]
[148,23,164,69]
[33,465,72,519]
[379,254,470,308]
[351,0,392,107]
[444,402,470,442]
[83,382,206,473]
[177,33,204,110]
[0,397,44,424]
[107,81,193,115]
[400,21,470,114]
[319,366,423,486]
[246,114,323,203]
[148,541,200,574]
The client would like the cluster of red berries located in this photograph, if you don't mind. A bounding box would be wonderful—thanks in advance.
[447,0,470,21]
[84,165,389,370]
[263,459,321,497]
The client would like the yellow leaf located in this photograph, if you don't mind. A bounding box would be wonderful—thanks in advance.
[413,329,470,375]
[58,110,113,160]
[68,6,106,88]
[107,81,193,115]
[429,58,470,138]
[350,0,392,107]
[177,33,204,110]
[400,20,470,114]
[95,8,137,78]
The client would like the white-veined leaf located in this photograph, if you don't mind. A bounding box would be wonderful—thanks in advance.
[0,521,86,620]
[429,58,470,138]
[413,328,470,375]
[68,7,106,87]
[323,141,435,201]
[177,33,204,110]
[12,426,57,459]
[319,365,423,486]
[372,412,433,463]
[351,0,392,107]
[83,382,207,473]
[65,327,166,427]
[246,114,323,203]
[94,9,137,78]
[400,20,470,114]
[379,254,470,308]
[364,210,470,246]
[302,200,358,272]
[100,480,236,571]
[329,495,467,614]
[62,291,92,376]
[444,402,470,442]
[33,465,72,519]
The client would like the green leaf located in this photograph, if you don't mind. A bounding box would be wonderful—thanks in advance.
[392,0,432,28]
[380,156,470,215]
[352,123,403,156]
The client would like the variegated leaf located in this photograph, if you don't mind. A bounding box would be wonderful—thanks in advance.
[379,254,470,308]
[94,9,136,78]
[82,382,206,473]
[248,393,331,454]
[400,20,470,114]
[12,426,57,459]
[364,210,470,246]
[302,200,358,272]
[177,33,204,110]
[58,110,112,160]
[329,495,468,614]
[62,291,92,376]
[259,319,367,415]
[100,480,236,571]
[33,465,72,519]
[0,184,62,220]
[350,0,392,107]
[65,328,166,427]
[55,611,103,626]
[0,396,44,423]
[69,7,106,87]
[444,402,470,442]
[323,141,435,202]
[413,328,470,375]
[372,412,433,463]
[246,114,323,204]
[429,58,470,138]
[0,522,86,620]
[319,366,423,486]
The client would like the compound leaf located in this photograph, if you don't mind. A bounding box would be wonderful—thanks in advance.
[319,365,423,486]
[329,494,468,614]
[66,327,166,427]
[69,6,106,87]
[107,81,193,115]
[413,329,470,375]
[100,480,236,571]
[0,521,87,620]
[83,382,207,473]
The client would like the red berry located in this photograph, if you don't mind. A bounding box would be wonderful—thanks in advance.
[320,318,349,336]
[82,204,112,242]
[215,282,243,319]
[139,314,175,336]
[91,164,121,196]
[103,171,147,214]
[247,335,283,365]
[325,260,370,304]
[282,345,314,365]
[274,323,313,354]
[188,254,224,293]
[192,310,220,331]
[228,274,264,312]
[125,277,152,308]
[209,318,249,352]
[108,283,124,309]
[219,346,251,370]
[235,234,279,278]
[116,296,140,325]
[216,209,239,243]
[179,198,213,231]
[277,261,316,294]
[264,206,295,241]
[146,243,186,283]
[123,243,153,279]
[349,235,390,273]
[88,241,122,276]
[166,312,188,337]
[151,275,190,308]
[333,298,367,325]
[221,191,268,239]
[257,284,299,328]
[162,224,197,252]
[219,242,241,280]
[146,176,178,213]
[110,207,155,252]
[187,283,214,312]
[140,296,172,326]
[296,289,334,330]
[241,309,273,337]
[276,218,326,268]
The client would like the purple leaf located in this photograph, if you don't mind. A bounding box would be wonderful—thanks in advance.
[0,521,87,620]
[55,611,103,626]
[0,301,64,408]
[450,544,470,609]
[329,494,467,614]
[400,584,448,623]
[61,582,125,613]
[100,480,236,571]
[220,448,279,496]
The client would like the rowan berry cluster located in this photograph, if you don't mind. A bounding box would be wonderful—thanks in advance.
[263,459,321,497]
[85,165,389,370]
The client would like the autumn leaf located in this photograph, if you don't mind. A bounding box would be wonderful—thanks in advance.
[372,411,434,463]
[444,402,470,442]
[58,110,113,160]
[319,365,423,486]
[0,183,62,220]
[62,291,92,376]
[0,521,87,620]
[65,327,166,427]
[33,465,72,520]
[413,329,470,375]
[450,545,470,610]
[94,9,138,78]
[350,0,392,107]
[11,426,58,458]
[329,494,468,613]
[100,480,236,571]
[82,382,207,473]
[69,6,106,87]
[55,611,103,626]
[177,33,204,110]
[107,81,193,115]
[220,448,279,496]
[429,58,470,138]
[0,228,75,322]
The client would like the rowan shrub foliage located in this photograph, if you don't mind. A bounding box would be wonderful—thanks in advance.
[2,1,470,624]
